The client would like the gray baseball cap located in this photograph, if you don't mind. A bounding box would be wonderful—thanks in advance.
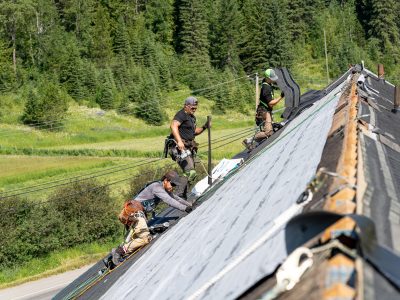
[163,170,181,186]
[184,96,198,106]
[265,68,278,81]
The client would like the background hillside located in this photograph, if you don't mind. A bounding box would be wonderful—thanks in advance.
[1,0,400,286]
[1,0,399,128]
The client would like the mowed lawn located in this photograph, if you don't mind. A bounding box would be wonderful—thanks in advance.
[47,127,255,157]
[0,156,164,200]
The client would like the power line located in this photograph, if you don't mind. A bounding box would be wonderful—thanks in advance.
[0,157,158,196]
[0,127,254,197]
[2,160,178,214]
[0,158,164,199]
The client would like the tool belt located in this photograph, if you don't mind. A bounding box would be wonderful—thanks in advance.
[255,105,272,127]
[118,200,145,227]
[164,136,198,161]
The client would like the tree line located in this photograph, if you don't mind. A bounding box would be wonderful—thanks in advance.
[0,0,399,126]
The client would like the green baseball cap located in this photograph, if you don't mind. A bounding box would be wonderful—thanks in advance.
[265,68,278,81]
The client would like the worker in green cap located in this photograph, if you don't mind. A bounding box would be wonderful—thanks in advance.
[243,68,284,149]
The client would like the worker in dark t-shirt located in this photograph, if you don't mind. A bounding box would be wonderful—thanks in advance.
[169,96,209,197]
[255,68,284,141]
[243,68,284,150]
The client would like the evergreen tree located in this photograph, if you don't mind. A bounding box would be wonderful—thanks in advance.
[96,69,116,109]
[239,0,268,73]
[210,0,243,73]
[89,5,113,66]
[57,0,95,51]
[145,0,174,45]
[368,0,400,64]
[263,1,293,67]
[22,80,69,130]
[176,0,210,65]
[113,16,131,55]
[286,0,307,42]
[59,47,87,100]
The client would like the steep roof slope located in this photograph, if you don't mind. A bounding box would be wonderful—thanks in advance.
[100,76,348,300]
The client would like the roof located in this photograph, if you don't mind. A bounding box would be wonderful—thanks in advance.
[55,66,400,300]
[99,74,347,299]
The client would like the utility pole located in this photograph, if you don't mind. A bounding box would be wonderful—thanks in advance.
[255,73,259,110]
[324,29,330,84]
[207,116,212,186]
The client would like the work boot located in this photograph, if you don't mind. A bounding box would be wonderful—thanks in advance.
[111,246,125,266]
[242,138,255,151]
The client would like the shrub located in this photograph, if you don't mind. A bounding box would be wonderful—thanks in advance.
[0,179,120,270]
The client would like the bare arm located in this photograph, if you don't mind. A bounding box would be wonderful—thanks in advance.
[153,185,188,211]
[170,120,185,150]
[194,119,211,135]
[268,96,284,107]
[173,194,193,207]
[195,127,205,135]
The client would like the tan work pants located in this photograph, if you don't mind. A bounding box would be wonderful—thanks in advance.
[254,111,273,142]
[122,215,151,254]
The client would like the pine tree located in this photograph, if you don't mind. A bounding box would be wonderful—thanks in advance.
[59,49,87,100]
[145,0,174,45]
[57,0,95,51]
[210,0,243,73]
[22,80,69,130]
[96,69,116,109]
[134,72,166,126]
[286,0,307,42]
[176,0,210,65]
[368,0,400,63]
[239,0,268,73]
[113,16,131,55]
[263,1,293,67]
[89,5,113,66]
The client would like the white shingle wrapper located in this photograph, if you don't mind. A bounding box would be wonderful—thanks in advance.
[102,80,347,300]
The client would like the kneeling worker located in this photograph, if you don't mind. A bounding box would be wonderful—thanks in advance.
[111,170,192,266]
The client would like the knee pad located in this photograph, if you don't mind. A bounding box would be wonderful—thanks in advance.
[186,169,197,183]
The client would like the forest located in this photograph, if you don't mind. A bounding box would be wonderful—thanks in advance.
[0,0,399,126]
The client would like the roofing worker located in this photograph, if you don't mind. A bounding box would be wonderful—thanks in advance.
[111,170,192,266]
[169,96,209,197]
[243,68,284,149]
[255,68,284,140]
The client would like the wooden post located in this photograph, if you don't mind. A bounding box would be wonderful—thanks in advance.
[378,64,385,79]
[324,29,330,84]
[207,116,212,186]
[255,73,259,110]
[393,86,400,113]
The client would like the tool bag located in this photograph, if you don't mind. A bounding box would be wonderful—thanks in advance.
[118,200,144,227]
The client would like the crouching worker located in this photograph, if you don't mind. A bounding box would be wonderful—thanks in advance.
[110,170,192,266]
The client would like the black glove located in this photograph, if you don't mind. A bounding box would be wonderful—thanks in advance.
[185,206,192,213]
[280,91,285,98]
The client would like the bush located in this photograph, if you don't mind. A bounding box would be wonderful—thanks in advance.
[48,179,120,247]
[0,179,120,269]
